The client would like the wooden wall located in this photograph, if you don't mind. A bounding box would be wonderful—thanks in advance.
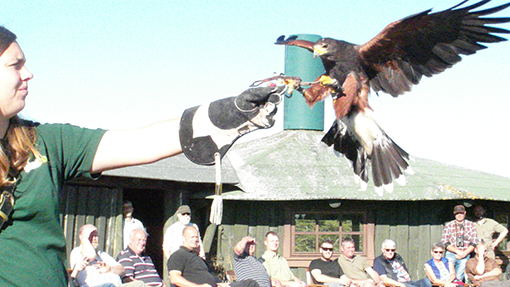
[60,184,124,264]
[374,201,447,279]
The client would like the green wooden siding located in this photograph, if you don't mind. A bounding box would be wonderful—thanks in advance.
[60,184,123,263]
[211,199,510,281]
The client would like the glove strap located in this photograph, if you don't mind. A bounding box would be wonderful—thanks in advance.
[0,183,15,231]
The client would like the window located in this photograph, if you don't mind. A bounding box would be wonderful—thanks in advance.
[291,211,366,255]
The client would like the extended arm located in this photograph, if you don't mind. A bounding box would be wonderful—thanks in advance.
[91,85,285,173]
[310,269,351,286]
[92,119,181,173]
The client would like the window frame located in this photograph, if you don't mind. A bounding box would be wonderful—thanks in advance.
[282,206,375,268]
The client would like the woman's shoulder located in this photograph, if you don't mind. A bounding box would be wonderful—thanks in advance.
[35,122,106,139]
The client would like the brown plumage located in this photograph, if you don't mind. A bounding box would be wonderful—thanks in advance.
[275,0,510,194]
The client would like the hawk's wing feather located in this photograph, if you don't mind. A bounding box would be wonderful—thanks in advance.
[358,0,510,97]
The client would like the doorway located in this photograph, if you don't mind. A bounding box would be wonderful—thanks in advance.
[123,188,165,276]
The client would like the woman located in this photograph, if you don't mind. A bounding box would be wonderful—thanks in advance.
[0,26,283,286]
[424,242,461,287]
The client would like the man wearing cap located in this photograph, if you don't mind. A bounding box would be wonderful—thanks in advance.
[441,205,479,282]
[473,204,508,259]
[163,205,205,262]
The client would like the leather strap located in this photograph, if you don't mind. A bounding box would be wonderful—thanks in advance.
[0,185,15,230]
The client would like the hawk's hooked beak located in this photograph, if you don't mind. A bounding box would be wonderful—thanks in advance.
[313,46,326,58]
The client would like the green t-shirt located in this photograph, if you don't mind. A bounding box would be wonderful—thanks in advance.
[260,250,296,282]
[337,254,371,280]
[0,123,106,286]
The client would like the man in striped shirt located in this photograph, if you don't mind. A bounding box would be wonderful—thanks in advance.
[117,229,166,287]
[234,236,282,287]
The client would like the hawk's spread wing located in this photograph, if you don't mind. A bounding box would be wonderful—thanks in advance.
[358,0,510,97]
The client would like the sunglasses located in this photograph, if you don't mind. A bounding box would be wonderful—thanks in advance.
[433,250,443,254]
[384,249,396,252]
[321,247,334,251]
[181,213,191,216]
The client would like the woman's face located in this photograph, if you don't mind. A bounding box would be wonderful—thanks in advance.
[0,42,33,119]
[431,247,444,260]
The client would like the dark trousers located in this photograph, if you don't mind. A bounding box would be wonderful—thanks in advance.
[230,279,260,287]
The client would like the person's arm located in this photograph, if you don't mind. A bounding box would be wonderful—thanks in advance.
[70,255,88,280]
[310,269,351,285]
[424,263,449,285]
[442,224,458,254]
[379,274,404,287]
[79,232,97,261]
[448,261,456,283]
[365,267,382,285]
[91,85,286,173]
[169,270,212,287]
[458,245,475,259]
[92,119,182,173]
[491,225,508,250]
[473,253,486,277]
[234,236,254,256]
[473,266,502,281]
[97,252,126,276]
[271,278,284,287]
[163,228,172,262]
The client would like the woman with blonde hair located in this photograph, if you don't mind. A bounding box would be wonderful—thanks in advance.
[0,26,284,286]
[424,242,462,287]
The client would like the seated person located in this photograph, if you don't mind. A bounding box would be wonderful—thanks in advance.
[337,237,383,287]
[373,239,431,287]
[465,241,503,286]
[234,236,282,287]
[309,240,351,287]
[117,228,166,286]
[424,242,459,287]
[70,224,144,287]
[168,226,259,287]
[260,231,306,287]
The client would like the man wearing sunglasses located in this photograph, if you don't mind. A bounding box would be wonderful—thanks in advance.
[309,240,351,287]
[163,205,205,261]
[373,239,432,287]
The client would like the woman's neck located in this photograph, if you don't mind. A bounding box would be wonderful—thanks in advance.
[0,118,10,140]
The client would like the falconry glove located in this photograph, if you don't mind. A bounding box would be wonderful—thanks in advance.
[179,85,286,165]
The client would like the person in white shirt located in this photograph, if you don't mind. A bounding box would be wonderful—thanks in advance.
[123,200,145,249]
[163,205,204,261]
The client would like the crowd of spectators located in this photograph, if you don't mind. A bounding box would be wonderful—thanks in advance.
[71,204,509,287]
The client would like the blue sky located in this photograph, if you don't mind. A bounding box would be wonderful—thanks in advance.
[1,0,509,178]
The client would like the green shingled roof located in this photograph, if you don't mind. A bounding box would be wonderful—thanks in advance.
[104,153,239,184]
[221,130,510,201]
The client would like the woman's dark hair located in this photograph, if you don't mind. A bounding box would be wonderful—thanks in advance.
[0,26,16,56]
[0,27,41,187]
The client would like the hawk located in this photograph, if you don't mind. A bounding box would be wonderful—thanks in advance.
[275,0,510,195]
